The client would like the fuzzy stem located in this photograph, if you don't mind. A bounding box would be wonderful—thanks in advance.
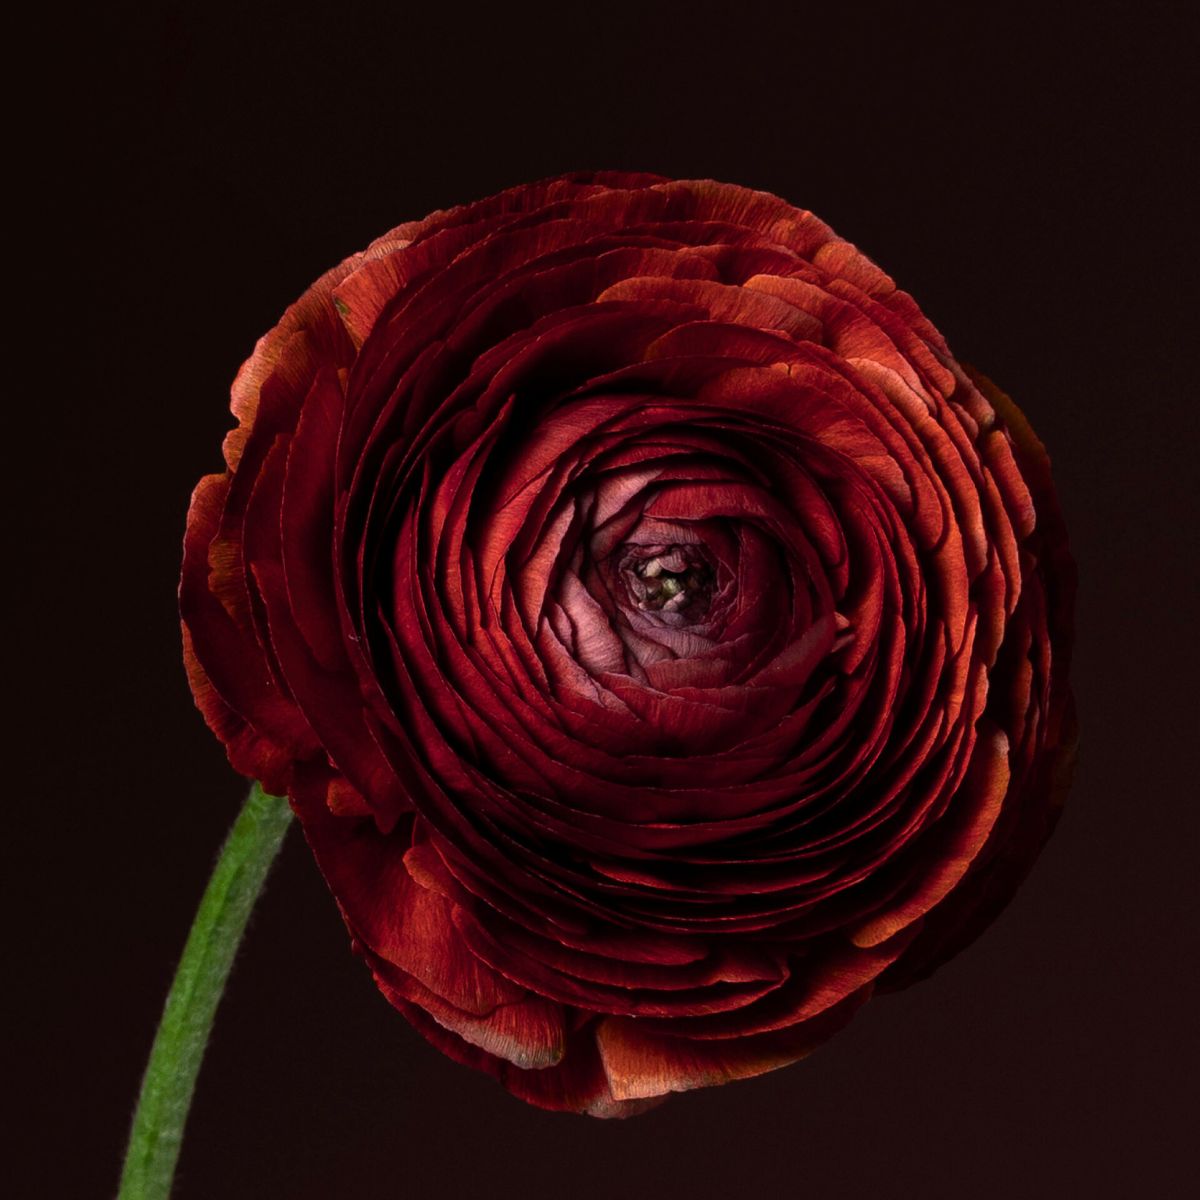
[118,782,293,1200]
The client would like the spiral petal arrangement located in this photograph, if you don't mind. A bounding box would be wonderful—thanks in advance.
[181,172,1075,1115]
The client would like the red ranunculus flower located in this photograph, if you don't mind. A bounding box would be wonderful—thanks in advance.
[181,172,1075,1115]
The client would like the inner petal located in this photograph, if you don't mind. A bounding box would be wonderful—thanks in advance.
[620,543,716,619]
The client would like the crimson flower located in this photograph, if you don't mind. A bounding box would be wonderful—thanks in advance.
[181,172,1075,1115]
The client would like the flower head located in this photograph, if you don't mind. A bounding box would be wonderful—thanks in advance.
[182,172,1075,1114]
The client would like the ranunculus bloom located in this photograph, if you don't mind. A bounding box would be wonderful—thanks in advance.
[181,172,1075,1115]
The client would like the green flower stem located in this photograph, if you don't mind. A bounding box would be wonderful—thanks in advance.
[118,782,293,1200]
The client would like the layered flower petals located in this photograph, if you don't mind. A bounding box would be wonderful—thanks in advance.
[181,173,1075,1113]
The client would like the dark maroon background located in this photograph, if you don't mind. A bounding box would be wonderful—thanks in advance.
[22,2,1197,1196]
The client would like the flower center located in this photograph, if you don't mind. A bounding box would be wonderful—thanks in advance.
[620,544,715,619]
